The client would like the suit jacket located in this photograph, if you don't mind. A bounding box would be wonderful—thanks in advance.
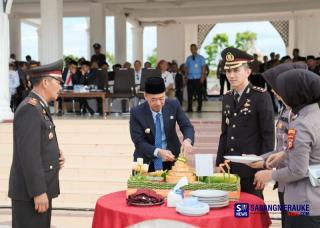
[130,99,195,164]
[272,103,320,216]
[78,70,97,85]
[9,92,60,201]
[216,84,275,178]
[62,68,80,86]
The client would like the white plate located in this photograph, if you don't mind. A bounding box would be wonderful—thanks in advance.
[176,203,210,216]
[191,190,228,198]
[177,210,209,216]
[209,201,229,208]
[199,199,229,204]
[224,155,263,164]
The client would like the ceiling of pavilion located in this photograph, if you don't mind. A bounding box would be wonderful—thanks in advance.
[11,0,320,23]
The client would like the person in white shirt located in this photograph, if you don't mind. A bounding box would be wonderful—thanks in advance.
[134,60,142,85]
[157,60,175,98]
[9,62,20,111]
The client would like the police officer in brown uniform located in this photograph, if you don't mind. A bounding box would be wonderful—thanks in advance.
[216,47,275,198]
[8,60,66,228]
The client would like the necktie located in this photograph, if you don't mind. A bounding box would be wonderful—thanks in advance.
[154,113,163,170]
[66,73,72,86]
[234,92,240,105]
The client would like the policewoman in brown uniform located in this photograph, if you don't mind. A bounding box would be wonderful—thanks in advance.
[216,47,275,199]
[8,60,66,228]
[255,67,320,228]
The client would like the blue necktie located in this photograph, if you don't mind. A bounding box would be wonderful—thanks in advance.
[154,113,163,170]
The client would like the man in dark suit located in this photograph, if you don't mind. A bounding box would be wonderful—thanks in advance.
[8,60,66,228]
[130,77,195,171]
[216,47,275,199]
[62,59,79,88]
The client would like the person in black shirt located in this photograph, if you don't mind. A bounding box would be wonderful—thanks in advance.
[91,43,106,68]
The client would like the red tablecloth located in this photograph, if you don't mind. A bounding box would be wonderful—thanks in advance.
[92,191,271,228]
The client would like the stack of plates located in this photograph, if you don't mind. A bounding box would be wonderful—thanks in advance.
[191,190,229,208]
[176,197,210,216]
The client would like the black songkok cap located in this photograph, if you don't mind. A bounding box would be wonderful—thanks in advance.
[145,77,165,94]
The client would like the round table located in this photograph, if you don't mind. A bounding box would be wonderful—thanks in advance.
[92,191,271,228]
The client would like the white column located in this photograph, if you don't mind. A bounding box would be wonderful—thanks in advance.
[86,18,90,60]
[184,24,198,60]
[0,1,14,122]
[36,27,41,61]
[287,18,296,55]
[293,11,320,56]
[131,25,143,62]
[89,2,106,56]
[39,0,63,64]
[114,14,127,64]
[157,23,185,64]
[9,13,21,60]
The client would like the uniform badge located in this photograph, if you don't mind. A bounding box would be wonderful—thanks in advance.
[226,52,235,62]
[277,122,283,129]
[287,128,296,150]
[49,132,54,140]
[145,128,151,134]
[225,117,230,125]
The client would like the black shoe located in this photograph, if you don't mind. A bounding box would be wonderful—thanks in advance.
[197,107,202,112]
[186,109,193,113]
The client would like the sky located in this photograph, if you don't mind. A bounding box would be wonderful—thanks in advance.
[199,21,286,62]
[21,18,285,64]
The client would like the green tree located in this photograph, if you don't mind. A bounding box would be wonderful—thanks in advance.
[106,52,115,65]
[235,31,257,51]
[203,31,257,69]
[204,33,229,69]
[146,48,157,67]
[63,55,79,63]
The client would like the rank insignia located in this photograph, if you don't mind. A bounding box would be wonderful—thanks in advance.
[27,98,38,106]
[49,132,54,140]
[287,128,296,150]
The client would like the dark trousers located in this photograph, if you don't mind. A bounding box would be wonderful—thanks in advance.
[285,215,320,228]
[278,191,287,228]
[175,89,183,106]
[12,199,52,228]
[219,74,230,96]
[240,177,264,199]
[187,79,203,111]
[202,78,208,99]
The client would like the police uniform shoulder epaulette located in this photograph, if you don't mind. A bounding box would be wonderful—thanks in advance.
[252,86,267,93]
[225,90,233,95]
[27,98,38,106]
